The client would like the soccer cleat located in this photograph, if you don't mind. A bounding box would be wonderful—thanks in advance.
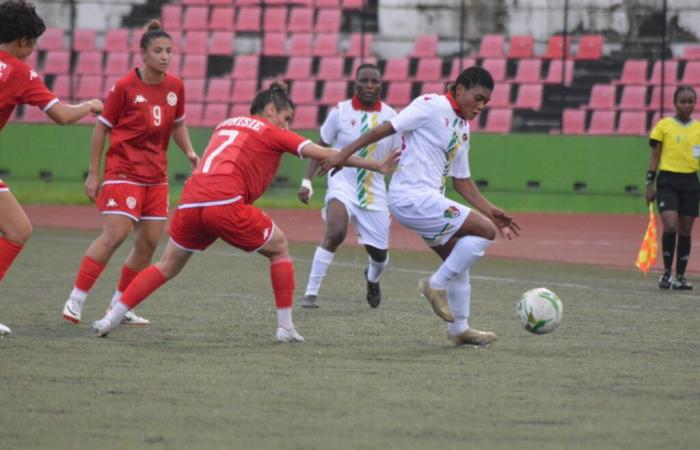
[364,269,381,308]
[672,275,693,290]
[0,322,11,335]
[417,277,454,322]
[658,271,672,289]
[120,310,150,325]
[62,298,85,324]
[275,326,305,343]
[91,318,114,337]
[447,328,498,346]
[301,295,319,309]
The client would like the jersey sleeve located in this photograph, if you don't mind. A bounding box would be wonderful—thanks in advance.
[98,82,125,128]
[650,118,667,142]
[319,105,339,145]
[266,126,311,157]
[174,81,186,123]
[449,141,471,179]
[16,67,58,111]
[390,96,432,134]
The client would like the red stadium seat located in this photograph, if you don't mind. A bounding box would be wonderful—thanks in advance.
[542,35,571,59]
[205,78,232,104]
[562,108,586,134]
[38,28,65,51]
[168,54,183,77]
[412,34,438,57]
[288,8,314,33]
[648,60,678,85]
[209,7,235,31]
[319,81,347,105]
[483,108,512,133]
[180,54,207,79]
[315,9,342,33]
[75,51,103,76]
[161,5,182,31]
[316,0,340,7]
[487,84,511,108]
[385,82,412,108]
[414,58,442,81]
[617,111,647,135]
[587,110,615,135]
[383,58,410,81]
[682,46,700,61]
[201,103,230,128]
[288,33,313,56]
[104,52,130,76]
[586,84,615,110]
[75,76,103,100]
[209,32,235,56]
[614,59,648,85]
[183,6,209,30]
[232,55,259,79]
[184,79,206,102]
[21,104,51,123]
[507,35,534,59]
[420,81,447,95]
[513,59,542,84]
[185,102,203,127]
[43,51,71,75]
[263,33,287,56]
[648,86,676,112]
[543,59,574,85]
[182,0,207,5]
[514,83,542,109]
[317,56,344,80]
[478,34,504,59]
[230,103,251,118]
[235,7,262,32]
[292,105,318,129]
[468,117,481,132]
[285,57,312,80]
[341,0,363,9]
[617,85,647,110]
[447,58,477,81]
[290,80,316,104]
[103,76,120,95]
[231,79,258,103]
[680,62,700,85]
[312,33,339,56]
[481,58,506,82]
[50,75,72,99]
[72,29,97,51]
[264,7,288,33]
[574,34,603,60]
[24,51,38,71]
[184,31,208,54]
[347,33,373,57]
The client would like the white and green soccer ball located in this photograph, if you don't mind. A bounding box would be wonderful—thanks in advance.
[516,288,563,335]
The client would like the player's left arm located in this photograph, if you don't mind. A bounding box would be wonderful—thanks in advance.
[172,122,199,168]
[452,177,520,239]
[301,142,398,175]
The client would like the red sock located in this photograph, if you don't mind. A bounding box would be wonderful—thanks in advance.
[117,265,140,292]
[73,256,106,292]
[120,265,166,309]
[0,237,23,283]
[270,257,294,309]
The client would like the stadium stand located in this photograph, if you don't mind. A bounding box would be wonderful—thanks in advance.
[414,58,442,81]
[574,34,603,60]
[317,56,345,80]
[507,35,534,59]
[514,84,543,110]
[588,110,616,135]
[285,56,313,80]
[478,34,504,59]
[513,59,542,84]
[561,108,586,135]
[411,34,438,57]
[617,111,647,135]
[484,108,513,133]
[614,59,648,85]
[205,78,232,104]
[542,35,571,59]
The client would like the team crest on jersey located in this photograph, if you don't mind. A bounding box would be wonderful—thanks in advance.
[134,94,147,104]
[126,196,137,209]
[443,206,460,219]
[167,92,178,106]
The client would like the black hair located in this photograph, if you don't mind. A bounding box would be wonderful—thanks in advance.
[451,66,494,94]
[673,85,697,103]
[0,0,45,44]
[139,19,171,50]
[355,63,380,79]
[250,81,295,115]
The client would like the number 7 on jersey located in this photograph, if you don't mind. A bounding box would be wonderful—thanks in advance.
[201,130,240,174]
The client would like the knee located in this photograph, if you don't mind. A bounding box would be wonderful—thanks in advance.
[99,229,130,250]
[483,222,497,241]
[368,247,388,262]
[323,231,345,250]
[134,237,159,256]
[6,222,32,245]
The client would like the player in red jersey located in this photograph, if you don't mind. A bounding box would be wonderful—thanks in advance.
[90,82,397,342]
[62,20,198,327]
[0,0,103,335]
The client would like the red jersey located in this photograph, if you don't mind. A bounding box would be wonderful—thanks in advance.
[179,116,310,206]
[0,50,58,131]
[98,69,185,184]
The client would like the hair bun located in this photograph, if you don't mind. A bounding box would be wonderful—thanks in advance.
[144,19,162,32]
[268,80,289,93]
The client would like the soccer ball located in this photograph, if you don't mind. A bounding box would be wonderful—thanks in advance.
[516,288,563,335]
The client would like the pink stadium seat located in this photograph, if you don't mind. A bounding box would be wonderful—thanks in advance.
[514,83,542,109]
[288,8,313,33]
[468,117,481,132]
[232,55,259,79]
[513,59,542,84]
[161,5,182,31]
[507,35,534,59]
[347,33,373,57]
[180,54,207,79]
[24,51,38,71]
[542,35,571,59]
[484,108,512,133]
[342,0,363,9]
[478,34,504,59]
[236,0,261,5]
[209,7,236,31]
[75,75,103,100]
[420,81,447,95]
[575,34,603,60]
[235,7,262,32]
[184,6,209,30]
[205,78,232,103]
[383,58,410,82]
[562,108,586,134]
[210,0,234,6]
[75,51,103,76]
[448,58,477,81]
[38,28,64,51]
[587,110,615,135]
[103,76,120,95]
[285,56,313,80]
[290,80,316,104]
[230,103,251,118]
[350,57,378,77]
[385,82,412,108]
[263,33,287,56]
[412,34,438,57]
[22,104,51,123]
[104,29,130,53]
[182,0,207,5]
[185,102,203,127]
[648,60,678,85]
[43,51,71,75]
[617,111,647,135]
[288,33,313,56]
[543,59,574,85]
[319,81,347,105]
[414,58,442,81]
[680,62,700,85]
[264,7,288,33]
[614,59,648,85]
[184,78,206,102]
[231,79,258,103]
[312,33,339,56]
[72,29,97,51]
[201,103,230,128]
[209,31,235,56]
[316,0,340,7]
[50,75,72,99]
[618,85,647,111]
[648,86,676,112]
[481,58,506,82]
[317,56,345,80]
[586,84,616,110]
[487,84,511,108]
[184,31,208,54]
[682,46,700,61]
[165,54,182,77]
[315,9,342,33]
[293,105,318,129]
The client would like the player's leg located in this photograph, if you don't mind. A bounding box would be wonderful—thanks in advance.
[672,189,697,290]
[657,180,681,289]
[302,198,349,308]
[355,208,391,308]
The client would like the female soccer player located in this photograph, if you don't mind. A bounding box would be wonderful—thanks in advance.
[296,63,400,309]
[646,85,699,290]
[90,82,397,342]
[0,0,103,335]
[62,20,198,326]
[321,66,520,346]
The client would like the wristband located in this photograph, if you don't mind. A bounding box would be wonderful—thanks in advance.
[646,170,656,185]
[300,178,313,196]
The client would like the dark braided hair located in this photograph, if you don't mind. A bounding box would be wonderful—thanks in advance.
[673,85,697,103]
[139,19,171,50]
[450,66,494,95]
[250,81,295,115]
[0,0,45,44]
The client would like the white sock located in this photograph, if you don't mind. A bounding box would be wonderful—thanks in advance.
[447,270,471,336]
[304,246,335,296]
[430,236,492,288]
[110,290,122,308]
[277,307,293,329]
[69,287,88,305]
[104,301,128,327]
[366,254,388,283]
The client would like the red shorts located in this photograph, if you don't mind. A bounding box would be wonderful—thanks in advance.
[169,202,274,253]
[0,180,8,192]
[97,181,169,221]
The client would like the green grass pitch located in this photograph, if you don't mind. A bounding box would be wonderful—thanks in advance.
[1,228,698,449]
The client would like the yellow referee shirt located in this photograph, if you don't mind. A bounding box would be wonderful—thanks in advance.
[650,117,700,173]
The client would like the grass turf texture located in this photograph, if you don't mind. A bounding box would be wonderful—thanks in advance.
[1,228,699,449]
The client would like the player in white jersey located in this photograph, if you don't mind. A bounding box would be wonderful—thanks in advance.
[321,66,520,346]
[297,64,400,308]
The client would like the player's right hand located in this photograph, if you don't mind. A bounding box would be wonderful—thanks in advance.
[84,173,101,203]
[645,185,655,204]
[88,99,104,114]
[297,186,311,204]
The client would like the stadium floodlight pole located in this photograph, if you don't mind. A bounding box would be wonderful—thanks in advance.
[459,0,465,72]
[69,0,77,101]
[360,0,366,63]
[559,0,569,135]
[659,0,668,117]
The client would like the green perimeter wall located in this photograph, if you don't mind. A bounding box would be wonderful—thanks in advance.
[0,124,650,213]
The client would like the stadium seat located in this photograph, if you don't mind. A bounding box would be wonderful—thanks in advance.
[184,31,208,54]
[481,58,506,82]
[478,34,504,59]
[289,33,313,56]
[385,82,412,108]
[24,51,38,70]
[312,33,339,56]
[347,33,373,57]
[648,86,676,112]
[230,103,251,118]
[231,79,258,103]
[412,34,438,57]
[235,7,262,32]
[166,54,183,77]
[185,102,204,127]
[184,79,206,102]
[507,35,534,59]
[285,57,313,80]
[315,9,342,33]
[513,59,542,84]
[75,51,103,76]
[264,7,288,33]
[183,6,209,30]
[289,80,316,104]
[679,61,700,85]
[586,84,616,110]
[341,0,363,9]
[483,108,512,133]
[293,105,318,129]
[38,28,64,51]
[383,58,410,82]
[420,81,447,95]
[288,7,314,33]
[209,7,235,31]
[468,117,481,132]
[414,58,442,81]
[350,57,378,77]
[682,46,700,61]
[75,76,103,100]
[574,34,603,60]
[617,85,647,111]
[614,59,648,85]
[103,76,120,95]
[542,35,571,59]
[543,59,574,85]
[447,57,477,81]
[104,29,131,53]
[316,0,340,7]
[319,81,347,105]
[72,29,97,51]
[648,60,679,85]
[180,54,207,79]
[50,75,72,99]
[161,5,183,31]
[182,0,207,5]
[201,103,230,128]
[587,110,615,135]
[205,78,232,103]
[236,0,261,5]
[22,104,51,123]
[317,56,345,80]
[514,83,543,109]
[232,55,259,79]
[562,108,586,134]
[487,84,511,108]
[263,33,287,56]
[617,111,647,135]
[42,51,71,75]
[209,31,235,56]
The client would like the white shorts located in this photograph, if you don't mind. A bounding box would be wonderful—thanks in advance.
[323,196,390,250]
[389,191,470,247]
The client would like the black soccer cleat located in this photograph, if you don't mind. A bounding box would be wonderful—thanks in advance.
[364,269,381,308]
[672,275,693,290]
[658,271,672,290]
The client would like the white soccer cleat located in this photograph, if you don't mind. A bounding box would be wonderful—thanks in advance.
[0,322,11,335]
[91,318,114,337]
[62,298,85,324]
[275,326,305,343]
[120,310,150,325]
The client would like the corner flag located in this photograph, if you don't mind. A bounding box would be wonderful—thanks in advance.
[635,204,658,274]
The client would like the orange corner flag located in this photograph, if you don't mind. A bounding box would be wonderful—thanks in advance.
[635,204,658,274]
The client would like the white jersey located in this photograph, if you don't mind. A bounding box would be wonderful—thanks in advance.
[388,93,471,202]
[321,98,400,211]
